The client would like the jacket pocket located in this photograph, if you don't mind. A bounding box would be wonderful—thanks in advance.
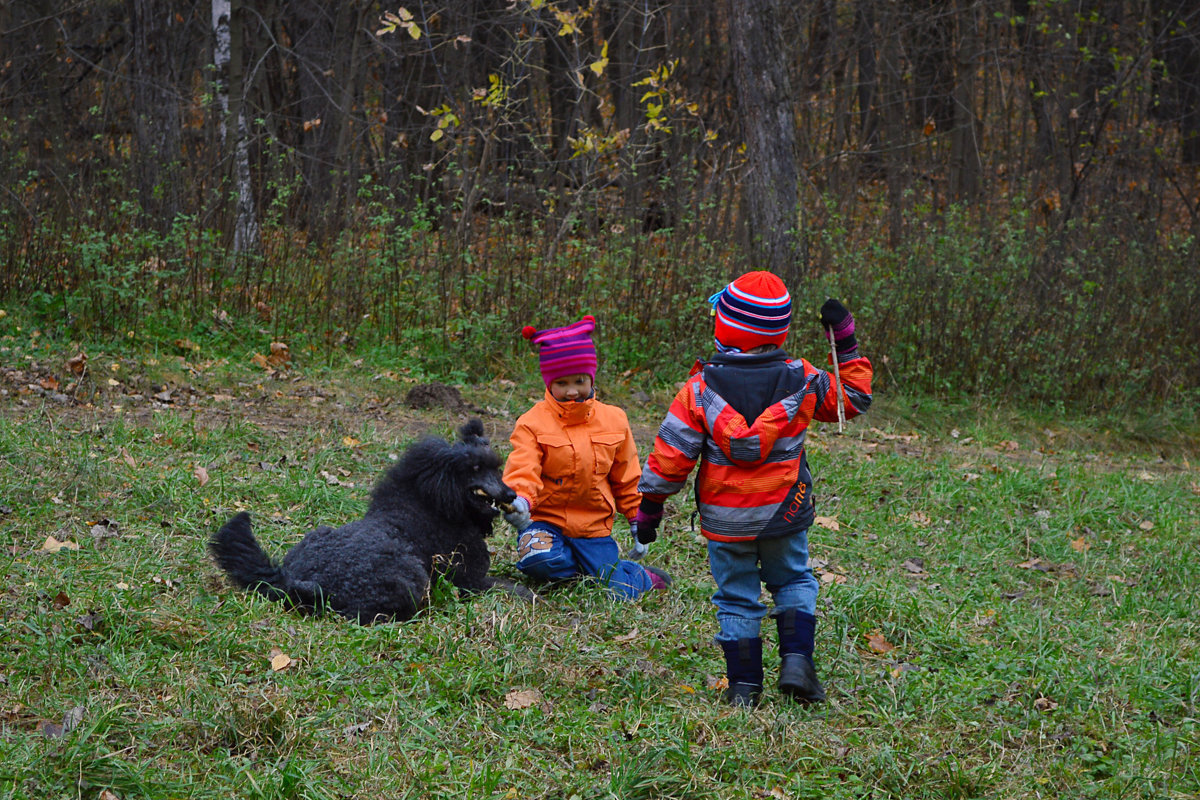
[536,433,575,479]
[590,432,625,475]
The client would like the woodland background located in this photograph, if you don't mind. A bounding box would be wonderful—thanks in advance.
[2,0,1199,409]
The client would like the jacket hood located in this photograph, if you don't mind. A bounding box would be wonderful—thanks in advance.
[701,350,808,465]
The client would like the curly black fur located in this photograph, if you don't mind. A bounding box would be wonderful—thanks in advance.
[209,419,536,623]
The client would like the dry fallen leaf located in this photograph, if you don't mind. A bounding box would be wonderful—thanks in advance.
[320,470,351,487]
[864,630,896,654]
[814,515,840,532]
[39,536,80,553]
[901,558,926,575]
[612,628,640,643]
[503,688,543,710]
[868,427,919,443]
[1138,520,1154,531]
[818,569,847,585]
[270,652,293,671]
[1034,695,1058,712]
[119,447,137,468]
[268,342,291,368]
[707,675,729,691]
[193,465,210,487]
[1069,536,1091,552]
[66,352,88,375]
[908,511,930,527]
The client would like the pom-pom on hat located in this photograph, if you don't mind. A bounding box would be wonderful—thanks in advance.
[709,271,792,351]
[522,315,598,386]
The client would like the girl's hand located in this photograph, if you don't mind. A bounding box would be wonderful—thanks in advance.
[504,496,531,531]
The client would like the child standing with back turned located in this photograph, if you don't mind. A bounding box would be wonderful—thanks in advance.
[634,272,872,706]
[502,315,671,599]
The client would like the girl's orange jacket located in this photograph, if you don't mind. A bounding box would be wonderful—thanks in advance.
[503,390,641,538]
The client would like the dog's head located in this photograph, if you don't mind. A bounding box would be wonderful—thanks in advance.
[453,419,518,523]
[372,419,517,527]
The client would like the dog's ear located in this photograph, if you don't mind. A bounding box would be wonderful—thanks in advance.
[458,418,487,445]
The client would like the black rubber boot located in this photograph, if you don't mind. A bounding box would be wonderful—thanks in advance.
[775,609,826,703]
[719,638,764,708]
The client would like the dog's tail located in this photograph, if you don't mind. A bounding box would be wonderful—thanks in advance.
[209,512,317,609]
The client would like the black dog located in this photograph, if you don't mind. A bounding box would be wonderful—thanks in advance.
[209,419,535,623]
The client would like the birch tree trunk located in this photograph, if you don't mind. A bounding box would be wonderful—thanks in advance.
[213,0,260,253]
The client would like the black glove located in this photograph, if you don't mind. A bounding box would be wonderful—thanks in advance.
[819,298,857,355]
[634,499,664,544]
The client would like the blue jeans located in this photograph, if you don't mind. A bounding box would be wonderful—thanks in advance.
[516,522,655,600]
[707,529,818,643]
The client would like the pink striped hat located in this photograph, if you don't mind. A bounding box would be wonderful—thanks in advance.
[522,315,598,386]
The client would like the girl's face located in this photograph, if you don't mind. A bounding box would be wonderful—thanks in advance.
[549,373,594,402]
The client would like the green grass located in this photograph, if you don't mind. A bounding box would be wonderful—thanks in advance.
[1,338,1198,799]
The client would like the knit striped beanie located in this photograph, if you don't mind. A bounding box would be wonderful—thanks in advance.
[710,271,792,351]
[522,315,598,386]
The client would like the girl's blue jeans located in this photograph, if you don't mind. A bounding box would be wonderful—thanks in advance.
[516,521,654,600]
[707,529,818,643]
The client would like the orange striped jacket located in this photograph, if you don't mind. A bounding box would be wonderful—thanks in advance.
[639,348,872,542]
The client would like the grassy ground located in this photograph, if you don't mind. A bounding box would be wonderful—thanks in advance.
[1,334,1197,799]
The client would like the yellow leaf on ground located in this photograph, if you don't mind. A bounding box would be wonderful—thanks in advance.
[814,515,840,531]
[504,688,543,710]
[270,653,292,671]
[40,537,80,553]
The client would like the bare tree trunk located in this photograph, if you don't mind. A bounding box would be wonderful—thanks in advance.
[727,0,799,280]
[1156,0,1200,164]
[854,0,882,174]
[129,0,182,229]
[949,0,981,201]
[213,0,260,253]
[1011,0,1057,168]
